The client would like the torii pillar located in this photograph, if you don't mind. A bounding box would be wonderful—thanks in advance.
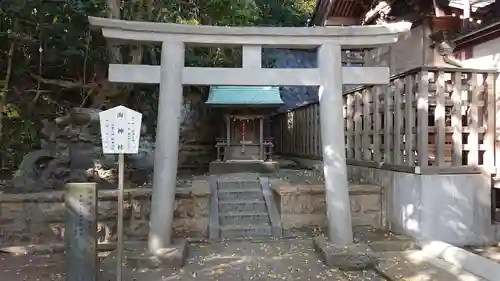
[88,17,411,260]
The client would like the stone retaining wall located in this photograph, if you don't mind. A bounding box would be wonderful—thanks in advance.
[0,181,210,247]
[269,179,384,229]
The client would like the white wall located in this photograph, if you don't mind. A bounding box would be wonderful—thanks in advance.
[462,36,500,69]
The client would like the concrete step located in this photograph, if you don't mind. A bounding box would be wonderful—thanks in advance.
[217,187,264,201]
[217,180,261,191]
[219,212,270,225]
[378,251,485,281]
[220,224,272,238]
[218,199,268,213]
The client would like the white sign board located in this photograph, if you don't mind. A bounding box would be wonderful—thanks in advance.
[99,105,142,154]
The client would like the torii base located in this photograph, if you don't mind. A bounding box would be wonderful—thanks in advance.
[313,236,379,270]
[99,239,188,279]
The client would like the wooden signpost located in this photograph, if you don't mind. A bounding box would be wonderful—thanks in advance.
[99,105,142,281]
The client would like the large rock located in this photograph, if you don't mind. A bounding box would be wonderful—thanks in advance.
[8,108,155,192]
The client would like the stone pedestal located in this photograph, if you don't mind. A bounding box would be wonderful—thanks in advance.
[313,236,379,270]
[100,239,188,278]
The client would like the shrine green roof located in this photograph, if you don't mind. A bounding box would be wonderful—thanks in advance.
[206,86,284,106]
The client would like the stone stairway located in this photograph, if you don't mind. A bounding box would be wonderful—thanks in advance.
[210,176,282,239]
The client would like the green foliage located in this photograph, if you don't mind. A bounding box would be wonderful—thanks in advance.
[0,0,315,170]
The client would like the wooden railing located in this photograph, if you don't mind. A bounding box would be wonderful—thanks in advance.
[214,137,275,161]
[272,66,498,174]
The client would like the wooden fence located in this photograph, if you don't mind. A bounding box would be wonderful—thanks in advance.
[272,66,498,174]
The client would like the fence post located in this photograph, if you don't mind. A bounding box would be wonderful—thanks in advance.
[468,72,479,165]
[362,88,372,160]
[451,71,463,166]
[394,79,403,164]
[354,91,363,160]
[435,71,446,167]
[485,72,495,169]
[417,70,429,167]
[404,74,415,165]
[373,87,382,162]
[383,85,393,163]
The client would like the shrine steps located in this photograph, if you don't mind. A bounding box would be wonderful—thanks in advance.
[209,161,279,174]
[210,177,282,239]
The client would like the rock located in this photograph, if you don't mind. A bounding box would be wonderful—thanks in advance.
[8,108,156,192]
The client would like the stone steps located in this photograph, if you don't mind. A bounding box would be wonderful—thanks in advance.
[218,199,268,213]
[219,212,270,225]
[217,180,261,190]
[215,178,274,239]
[219,224,272,238]
[217,187,264,201]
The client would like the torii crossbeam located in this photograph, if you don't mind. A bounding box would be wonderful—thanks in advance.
[88,16,411,254]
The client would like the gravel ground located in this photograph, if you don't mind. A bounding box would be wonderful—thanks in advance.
[0,252,65,281]
[274,168,325,185]
[99,239,385,281]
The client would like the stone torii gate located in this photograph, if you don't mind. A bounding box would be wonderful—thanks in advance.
[88,17,410,255]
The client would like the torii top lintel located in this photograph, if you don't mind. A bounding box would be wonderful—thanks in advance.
[88,17,411,48]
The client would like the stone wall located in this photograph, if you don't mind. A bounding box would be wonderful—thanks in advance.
[281,156,499,246]
[0,182,210,247]
[269,179,384,229]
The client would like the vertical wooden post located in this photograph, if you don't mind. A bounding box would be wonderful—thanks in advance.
[307,105,313,156]
[435,71,446,167]
[417,70,429,167]
[311,103,321,157]
[363,89,371,160]
[404,74,415,165]
[226,115,231,147]
[468,73,479,165]
[373,86,382,162]
[296,109,301,155]
[394,79,403,164]
[302,108,306,155]
[346,94,354,159]
[384,85,393,163]
[259,117,264,160]
[116,153,125,281]
[315,104,321,157]
[290,111,297,154]
[354,92,362,160]
[451,71,463,166]
[485,72,495,170]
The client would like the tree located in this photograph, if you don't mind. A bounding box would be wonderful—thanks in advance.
[0,0,315,169]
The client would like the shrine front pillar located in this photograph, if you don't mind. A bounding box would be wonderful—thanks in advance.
[148,41,185,253]
[318,43,353,246]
